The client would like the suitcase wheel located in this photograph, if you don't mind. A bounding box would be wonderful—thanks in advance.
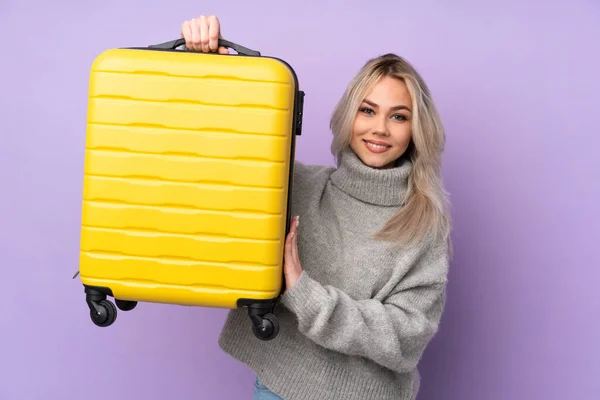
[246,302,280,341]
[89,299,117,328]
[115,299,138,312]
[251,312,280,341]
[84,285,140,327]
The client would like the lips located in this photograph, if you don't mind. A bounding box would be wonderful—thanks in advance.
[364,139,391,147]
[363,139,392,153]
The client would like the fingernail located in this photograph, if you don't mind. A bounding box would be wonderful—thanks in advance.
[296,216,300,227]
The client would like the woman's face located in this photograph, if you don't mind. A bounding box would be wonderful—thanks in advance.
[350,76,413,169]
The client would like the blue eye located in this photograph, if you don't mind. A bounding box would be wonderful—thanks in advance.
[393,114,408,121]
[360,107,374,115]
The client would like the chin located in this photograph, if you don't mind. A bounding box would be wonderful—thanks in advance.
[356,150,395,169]
[350,144,400,169]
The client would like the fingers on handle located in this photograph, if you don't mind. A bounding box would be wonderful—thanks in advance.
[208,16,220,52]
[180,20,192,47]
[182,15,229,53]
[189,18,202,51]
[199,15,210,52]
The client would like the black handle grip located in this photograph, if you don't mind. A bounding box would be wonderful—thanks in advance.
[148,38,261,56]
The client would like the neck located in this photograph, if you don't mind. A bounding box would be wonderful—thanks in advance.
[329,147,412,207]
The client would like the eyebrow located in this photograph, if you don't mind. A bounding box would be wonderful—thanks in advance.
[363,99,411,113]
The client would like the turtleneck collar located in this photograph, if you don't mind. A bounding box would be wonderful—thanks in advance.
[329,147,412,207]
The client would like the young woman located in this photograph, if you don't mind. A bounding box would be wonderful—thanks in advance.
[180,15,452,400]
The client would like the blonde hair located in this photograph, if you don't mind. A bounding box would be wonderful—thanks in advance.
[330,53,452,250]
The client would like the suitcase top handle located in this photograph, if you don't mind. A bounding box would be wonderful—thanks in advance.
[148,38,261,57]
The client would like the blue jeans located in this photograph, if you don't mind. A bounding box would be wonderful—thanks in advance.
[253,377,283,399]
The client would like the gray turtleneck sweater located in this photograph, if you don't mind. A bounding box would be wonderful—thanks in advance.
[218,147,450,400]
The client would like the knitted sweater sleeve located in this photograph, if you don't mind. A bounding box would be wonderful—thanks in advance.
[280,239,449,374]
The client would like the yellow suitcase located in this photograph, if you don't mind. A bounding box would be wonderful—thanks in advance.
[75,37,304,340]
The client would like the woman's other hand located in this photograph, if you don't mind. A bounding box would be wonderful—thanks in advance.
[284,216,303,290]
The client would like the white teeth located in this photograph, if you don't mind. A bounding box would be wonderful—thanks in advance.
[366,142,389,149]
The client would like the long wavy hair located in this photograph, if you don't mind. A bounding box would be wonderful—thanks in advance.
[329,53,452,250]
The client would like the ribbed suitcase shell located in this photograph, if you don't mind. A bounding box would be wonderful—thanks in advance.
[78,43,301,327]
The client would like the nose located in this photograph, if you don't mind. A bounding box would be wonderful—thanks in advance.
[372,117,390,136]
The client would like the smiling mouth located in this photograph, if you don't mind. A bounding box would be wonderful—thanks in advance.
[363,139,392,150]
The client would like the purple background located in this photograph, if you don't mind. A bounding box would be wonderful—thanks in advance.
[1,1,599,399]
